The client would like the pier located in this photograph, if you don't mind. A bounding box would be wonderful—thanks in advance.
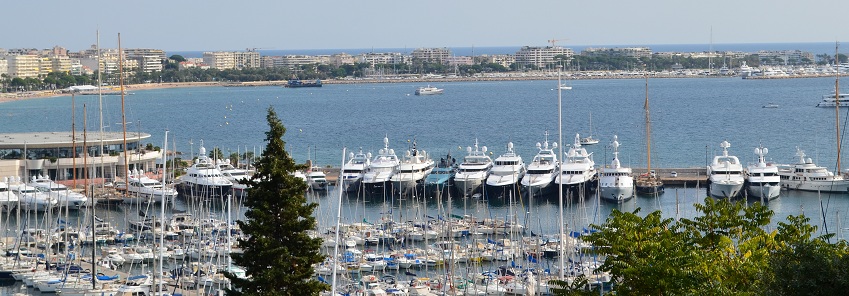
[316,167,707,187]
[631,167,707,186]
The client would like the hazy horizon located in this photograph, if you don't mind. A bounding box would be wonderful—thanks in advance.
[4,0,849,52]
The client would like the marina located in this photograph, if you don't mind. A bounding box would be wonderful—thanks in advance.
[3,76,849,294]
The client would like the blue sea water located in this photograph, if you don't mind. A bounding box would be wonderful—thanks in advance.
[4,76,849,294]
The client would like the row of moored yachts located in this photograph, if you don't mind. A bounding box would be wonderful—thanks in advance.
[327,134,849,203]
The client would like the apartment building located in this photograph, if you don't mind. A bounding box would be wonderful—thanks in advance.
[235,51,261,69]
[514,46,573,68]
[582,47,652,59]
[411,48,452,64]
[203,52,236,70]
[6,55,40,78]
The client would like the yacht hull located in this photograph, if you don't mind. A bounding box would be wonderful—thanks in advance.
[454,178,484,197]
[746,183,780,200]
[780,180,849,193]
[709,182,744,198]
[599,185,635,202]
[424,180,454,198]
[341,177,362,193]
[635,175,664,195]
[362,181,393,195]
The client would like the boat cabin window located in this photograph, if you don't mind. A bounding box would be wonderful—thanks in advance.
[343,169,364,174]
[528,169,553,174]
[712,171,741,175]
[495,160,518,166]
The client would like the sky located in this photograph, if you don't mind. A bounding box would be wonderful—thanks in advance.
[4,0,849,52]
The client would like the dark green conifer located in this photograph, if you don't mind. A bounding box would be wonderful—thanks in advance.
[225,107,328,295]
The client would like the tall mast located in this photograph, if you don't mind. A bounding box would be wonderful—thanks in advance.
[119,33,129,183]
[836,42,842,173]
[72,94,77,191]
[645,74,652,172]
[557,65,565,280]
[97,30,105,184]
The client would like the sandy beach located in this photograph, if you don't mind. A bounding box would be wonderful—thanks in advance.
[0,81,232,104]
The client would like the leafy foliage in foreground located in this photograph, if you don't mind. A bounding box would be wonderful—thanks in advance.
[549,197,849,296]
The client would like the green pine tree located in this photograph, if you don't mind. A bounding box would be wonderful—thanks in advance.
[225,107,328,295]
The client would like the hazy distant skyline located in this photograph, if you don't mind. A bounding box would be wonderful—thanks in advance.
[5,0,849,52]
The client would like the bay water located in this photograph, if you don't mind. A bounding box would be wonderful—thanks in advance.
[2,76,849,293]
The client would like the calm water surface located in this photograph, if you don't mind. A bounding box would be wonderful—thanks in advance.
[2,77,849,294]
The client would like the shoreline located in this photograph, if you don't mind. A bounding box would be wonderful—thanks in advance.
[0,72,836,104]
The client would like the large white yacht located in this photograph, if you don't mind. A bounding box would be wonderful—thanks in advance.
[454,139,493,197]
[28,174,90,209]
[554,134,597,192]
[362,137,400,194]
[307,166,328,191]
[707,141,745,198]
[485,142,526,195]
[340,148,370,193]
[176,142,234,198]
[521,133,559,197]
[116,169,178,204]
[745,146,780,201]
[815,93,849,107]
[0,177,19,211]
[9,181,57,212]
[738,61,754,77]
[390,142,435,195]
[598,136,634,202]
[216,159,253,194]
[777,147,849,192]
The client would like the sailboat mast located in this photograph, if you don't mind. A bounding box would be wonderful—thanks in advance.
[158,130,168,293]
[331,148,347,296]
[645,74,652,172]
[72,94,77,189]
[557,65,565,280]
[119,33,129,182]
[836,42,842,173]
[85,103,95,289]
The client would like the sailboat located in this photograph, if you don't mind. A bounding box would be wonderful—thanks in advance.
[635,75,664,195]
[579,113,599,145]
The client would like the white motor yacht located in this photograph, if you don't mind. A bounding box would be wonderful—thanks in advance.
[390,142,435,195]
[521,133,559,197]
[116,169,178,204]
[307,166,328,191]
[738,61,754,77]
[815,93,849,107]
[485,142,526,194]
[28,175,89,209]
[414,85,444,95]
[216,159,253,194]
[745,146,781,200]
[598,136,634,202]
[9,182,57,212]
[777,147,849,192]
[341,148,370,193]
[362,137,400,194]
[454,139,493,197]
[0,177,20,211]
[176,141,233,198]
[554,134,597,192]
[707,141,745,198]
